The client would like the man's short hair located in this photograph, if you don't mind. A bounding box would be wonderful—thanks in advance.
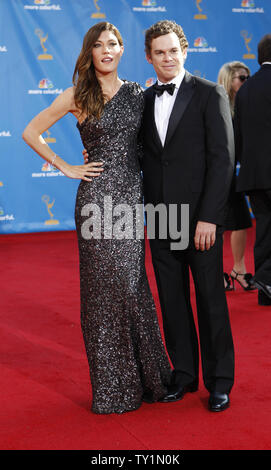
[145,20,189,56]
[258,34,271,65]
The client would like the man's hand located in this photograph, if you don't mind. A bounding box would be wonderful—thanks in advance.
[194,221,216,251]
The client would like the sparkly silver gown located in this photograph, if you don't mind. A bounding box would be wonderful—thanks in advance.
[75,81,171,414]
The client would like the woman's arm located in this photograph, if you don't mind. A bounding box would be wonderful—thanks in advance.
[22,87,103,181]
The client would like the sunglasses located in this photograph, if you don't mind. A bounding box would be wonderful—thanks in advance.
[233,75,250,82]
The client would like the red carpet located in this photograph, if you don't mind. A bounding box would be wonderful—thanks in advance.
[1,222,271,450]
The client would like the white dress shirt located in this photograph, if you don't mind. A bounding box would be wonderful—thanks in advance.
[154,69,185,146]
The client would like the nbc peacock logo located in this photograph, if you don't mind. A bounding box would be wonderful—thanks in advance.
[0,206,15,222]
[133,0,166,12]
[42,162,54,171]
[194,37,208,47]
[28,78,63,95]
[0,131,11,137]
[145,77,156,88]
[142,0,156,5]
[39,78,53,89]
[32,158,64,178]
[188,37,217,53]
[193,70,206,78]
[232,0,264,13]
[24,0,61,10]
[241,0,255,6]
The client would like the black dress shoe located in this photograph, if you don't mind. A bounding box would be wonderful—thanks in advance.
[208,392,230,412]
[159,380,198,403]
[253,280,271,300]
[258,290,271,306]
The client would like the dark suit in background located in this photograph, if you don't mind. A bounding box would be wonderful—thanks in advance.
[142,71,235,394]
[235,63,271,304]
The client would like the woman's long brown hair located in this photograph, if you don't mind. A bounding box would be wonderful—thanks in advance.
[73,22,123,120]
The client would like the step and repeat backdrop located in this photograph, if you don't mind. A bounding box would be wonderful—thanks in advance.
[1,0,270,233]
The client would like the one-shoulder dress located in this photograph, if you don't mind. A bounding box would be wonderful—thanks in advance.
[75,81,171,414]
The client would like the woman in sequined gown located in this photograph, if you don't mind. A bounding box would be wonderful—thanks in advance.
[22,22,171,414]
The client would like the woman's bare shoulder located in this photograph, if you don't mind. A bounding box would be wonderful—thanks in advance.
[60,86,81,117]
[61,86,76,106]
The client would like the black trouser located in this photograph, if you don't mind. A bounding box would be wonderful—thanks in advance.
[149,231,235,394]
[249,190,271,285]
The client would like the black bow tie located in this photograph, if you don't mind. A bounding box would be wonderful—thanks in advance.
[153,82,176,97]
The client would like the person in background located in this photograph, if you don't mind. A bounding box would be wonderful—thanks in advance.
[217,61,256,292]
[234,35,271,306]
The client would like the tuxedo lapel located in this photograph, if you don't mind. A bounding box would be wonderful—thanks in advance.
[145,87,163,152]
[164,72,196,148]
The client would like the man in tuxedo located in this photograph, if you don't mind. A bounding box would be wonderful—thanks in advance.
[234,34,271,307]
[142,20,235,411]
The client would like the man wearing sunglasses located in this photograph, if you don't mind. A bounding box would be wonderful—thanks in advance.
[235,34,271,306]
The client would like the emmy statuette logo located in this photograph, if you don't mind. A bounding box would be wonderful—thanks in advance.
[194,0,207,19]
[35,29,53,60]
[42,195,59,225]
[241,30,256,59]
[91,0,106,18]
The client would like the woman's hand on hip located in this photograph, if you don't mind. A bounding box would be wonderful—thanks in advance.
[62,161,104,182]
[82,148,89,164]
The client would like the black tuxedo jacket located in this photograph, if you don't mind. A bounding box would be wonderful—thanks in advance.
[235,64,271,192]
[141,71,234,228]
